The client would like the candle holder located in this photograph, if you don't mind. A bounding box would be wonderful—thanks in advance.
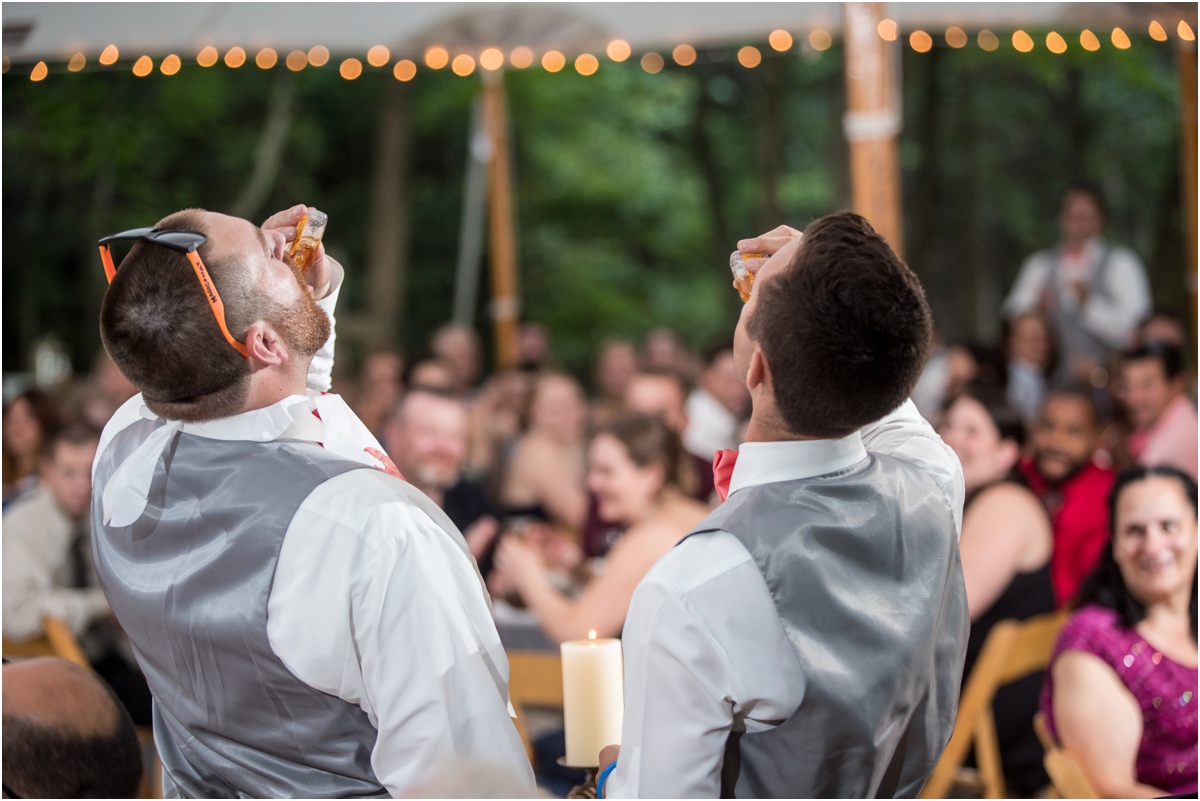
[558,758,598,799]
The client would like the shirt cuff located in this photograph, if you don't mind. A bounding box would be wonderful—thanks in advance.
[316,257,344,312]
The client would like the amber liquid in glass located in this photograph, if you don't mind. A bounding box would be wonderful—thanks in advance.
[287,209,328,275]
[733,272,755,303]
[729,251,764,303]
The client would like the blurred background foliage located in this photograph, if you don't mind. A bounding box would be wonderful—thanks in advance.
[2,32,1185,382]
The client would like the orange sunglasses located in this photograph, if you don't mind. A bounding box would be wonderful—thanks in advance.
[99,228,249,358]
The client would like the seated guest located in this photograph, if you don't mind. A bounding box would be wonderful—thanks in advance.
[3,423,109,644]
[59,351,139,432]
[500,372,588,531]
[516,322,553,371]
[683,339,748,461]
[1119,344,1197,480]
[940,383,1055,794]
[2,423,152,724]
[3,657,144,798]
[2,390,58,505]
[405,358,456,394]
[912,339,981,426]
[1041,466,1197,797]
[383,389,500,569]
[466,369,531,480]
[493,413,707,643]
[353,347,404,440]
[643,326,695,378]
[590,339,639,429]
[1020,387,1116,606]
[1005,312,1053,426]
[1136,311,1196,401]
[431,323,483,398]
[1136,310,1188,350]
[624,370,714,502]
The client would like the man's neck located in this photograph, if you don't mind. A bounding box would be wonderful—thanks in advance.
[239,363,311,415]
[1060,237,1098,257]
[743,408,819,443]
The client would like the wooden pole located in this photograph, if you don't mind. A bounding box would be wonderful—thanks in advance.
[1177,38,1198,348]
[482,69,520,370]
[843,2,904,256]
[365,78,412,348]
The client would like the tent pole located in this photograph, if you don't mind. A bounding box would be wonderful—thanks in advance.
[453,94,490,326]
[482,69,520,370]
[365,77,412,349]
[843,2,904,257]
[1177,37,1197,348]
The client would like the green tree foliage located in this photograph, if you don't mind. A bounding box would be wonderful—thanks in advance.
[2,33,1183,382]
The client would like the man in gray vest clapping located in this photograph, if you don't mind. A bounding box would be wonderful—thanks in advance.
[90,206,535,797]
[1002,184,1151,386]
[599,213,968,798]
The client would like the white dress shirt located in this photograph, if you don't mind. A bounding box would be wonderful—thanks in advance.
[1001,237,1151,349]
[94,263,536,797]
[683,388,741,460]
[606,400,964,798]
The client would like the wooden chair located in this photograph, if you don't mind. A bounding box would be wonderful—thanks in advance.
[921,609,1068,799]
[1033,712,1098,798]
[506,649,564,761]
[3,616,162,798]
[2,615,90,667]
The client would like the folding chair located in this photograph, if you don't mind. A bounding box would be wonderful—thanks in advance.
[3,615,89,667]
[1032,712,1098,798]
[921,609,1068,798]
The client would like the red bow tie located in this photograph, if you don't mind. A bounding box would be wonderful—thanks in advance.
[713,449,738,502]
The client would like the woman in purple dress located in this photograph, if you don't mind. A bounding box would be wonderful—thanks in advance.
[1041,465,1197,797]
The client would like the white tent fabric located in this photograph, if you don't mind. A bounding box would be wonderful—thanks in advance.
[3,2,1190,63]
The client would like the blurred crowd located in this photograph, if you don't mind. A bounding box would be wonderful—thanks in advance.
[2,183,1195,797]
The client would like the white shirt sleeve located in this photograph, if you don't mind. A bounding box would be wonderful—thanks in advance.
[1001,252,1051,318]
[1080,247,1152,349]
[606,532,803,798]
[307,258,344,393]
[267,470,536,797]
[861,399,965,537]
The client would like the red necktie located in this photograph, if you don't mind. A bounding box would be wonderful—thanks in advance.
[713,449,738,502]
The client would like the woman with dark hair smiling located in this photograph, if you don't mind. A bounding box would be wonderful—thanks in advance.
[492,412,707,643]
[1040,465,1197,797]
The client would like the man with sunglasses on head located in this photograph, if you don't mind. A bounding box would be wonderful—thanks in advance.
[89,206,535,798]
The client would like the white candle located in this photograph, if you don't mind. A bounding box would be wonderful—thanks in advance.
[561,630,624,768]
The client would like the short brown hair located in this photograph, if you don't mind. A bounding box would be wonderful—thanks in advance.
[747,212,932,438]
[597,412,687,492]
[99,210,258,422]
[43,422,101,461]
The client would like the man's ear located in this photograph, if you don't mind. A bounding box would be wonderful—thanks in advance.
[243,321,290,371]
[747,347,771,394]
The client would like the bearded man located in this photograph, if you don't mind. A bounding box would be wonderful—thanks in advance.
[90,206,534,797]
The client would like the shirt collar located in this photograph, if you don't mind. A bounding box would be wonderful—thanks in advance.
[728,431,868,496]
[140,393,318,442]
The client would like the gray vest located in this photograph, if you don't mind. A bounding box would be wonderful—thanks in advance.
[91,422,388,798]
[684,454,968,798]
[1046,244,1115,384]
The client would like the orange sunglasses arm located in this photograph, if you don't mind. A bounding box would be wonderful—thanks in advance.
[99,244,117,283]
[186,251,250,358]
